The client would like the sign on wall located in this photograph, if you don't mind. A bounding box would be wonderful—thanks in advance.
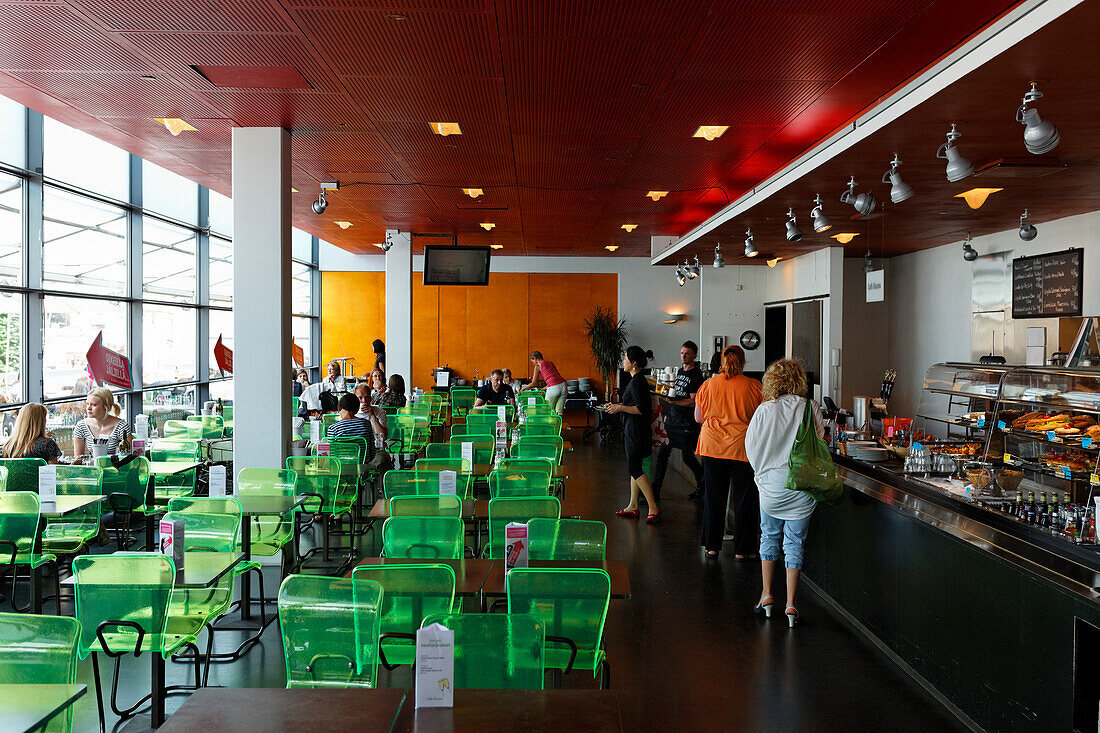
[865,269,885,303]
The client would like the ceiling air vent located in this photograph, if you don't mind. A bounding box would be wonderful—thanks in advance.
[972,158,1067,178]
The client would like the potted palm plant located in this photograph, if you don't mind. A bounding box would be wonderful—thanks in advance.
[583,305,628,401]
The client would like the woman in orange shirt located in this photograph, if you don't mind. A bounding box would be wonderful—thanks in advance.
[694,346,763,558]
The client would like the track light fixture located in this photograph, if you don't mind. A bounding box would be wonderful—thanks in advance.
[1017,82,1060,154]
[713,243,725,268]
[810,194,832,233]
[744,229,757,258]
[685,256,701,280]
[840,176,876,217]
[312,181,339,215]
[862,251,874,274]
[935,124,973,182]
[1018,209,1037,241]
[962,234,978,262]
[675,263,686,287]
[380,232,394,252]
[881,154,914,204]
[784,208,803,242]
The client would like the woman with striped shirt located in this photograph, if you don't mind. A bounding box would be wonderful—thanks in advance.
[72,387,131,460]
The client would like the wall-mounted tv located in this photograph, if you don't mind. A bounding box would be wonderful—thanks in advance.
[423,245,491,286]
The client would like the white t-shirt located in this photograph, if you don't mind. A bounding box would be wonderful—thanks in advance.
[744,395,824,521]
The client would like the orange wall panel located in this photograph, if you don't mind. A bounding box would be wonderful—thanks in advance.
[527,273,618,394]
[320,271,385,377]
[463,274,530,381]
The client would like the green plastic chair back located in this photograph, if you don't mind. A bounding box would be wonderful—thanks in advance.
[506,568,611,676]
[423,443,451,459]
[0,458,45,492]
[148,439,200,498]
[448,435,495,465]
[519,423,561,439]
[383,470,471,501]
[162,419,204,440]
[236,468,298,556]
[512,440,559,464]
[318,438,366,494]
[471,404,515,423]
[186,415,225,438]
[486,497,561,559]
[466,413,504,431]
[488,469,551,498]
[527,518,606,561]
[523,414,562,429]
[498,458,555,482]
[73,553,196,659]
[96,455,150,513]
[415,458,472,477]
[351,564,456,667]
[388,495,462,517]
[389,415,429,454]
[321,413,338,431]
[421,394,446,426]
[278,574,383,689]
[449,387,476,417]
[162,500,241,623]
[43,465,103,554]
[0,491,53,569]
[420,613,544,689]
[286,456,352,516]
[382,516,464,559]
[399,403,430,421]
[450,423,492,440]
[0,612,80,733]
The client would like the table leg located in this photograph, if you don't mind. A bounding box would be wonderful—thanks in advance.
[240,518,252,622]
[151,652,165,728]
[145,476,156,550]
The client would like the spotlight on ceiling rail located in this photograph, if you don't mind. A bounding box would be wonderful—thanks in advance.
[810,194,832,233]
[744,229,757,258]
[1017,82,1060,155]
[962,233,978,262]
[312,181,339,215]
[675,263,686,287]
[1018,209,1038,241]
[862,251,875,274]
[784,208,803,242]
[882,154,914,204]
[840,176,876,217]
[935,124,974,182]
[685,256,701,280]
[713,243,725,269]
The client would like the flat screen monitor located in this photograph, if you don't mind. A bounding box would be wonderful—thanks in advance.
[423,245,491,286]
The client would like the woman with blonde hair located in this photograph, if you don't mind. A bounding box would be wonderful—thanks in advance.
[1,403,62,462]
[745,359,823,627]
[694,345,762,558]
[73,387,131,460]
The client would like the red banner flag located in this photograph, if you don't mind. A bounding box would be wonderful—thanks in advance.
[214,334,233,375]
[86,331,132,389]
[292,339,304,367]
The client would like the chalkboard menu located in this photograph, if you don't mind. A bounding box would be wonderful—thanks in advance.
[1011,249,1083,319]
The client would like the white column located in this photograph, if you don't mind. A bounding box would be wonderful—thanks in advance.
[384,230,413,392]
[232,128,291,469]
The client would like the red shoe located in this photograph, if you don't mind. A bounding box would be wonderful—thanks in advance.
[645,510,661,524]
[615,508,639,519]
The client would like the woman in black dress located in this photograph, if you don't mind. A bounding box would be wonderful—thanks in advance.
[606,345,661,523]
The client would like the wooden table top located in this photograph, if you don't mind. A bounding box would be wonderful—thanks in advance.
[158,688,407,733]
[39,495,105,518]
[391,690,622,732]
[0,683,87,733]
[347,557,494,597]
[370,498,476,519]
[481,559,632,599]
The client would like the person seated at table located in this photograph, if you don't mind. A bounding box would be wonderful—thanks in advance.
[292,368,309,397]
[327,394,377,463]
[73,387,131,460]
[501,368,522,393]
[1,402,62,463]
[321,360,346,393]
[475,369,515,407]
[372,373,407,409]
[354,382,387,438]
[367,369,387,404]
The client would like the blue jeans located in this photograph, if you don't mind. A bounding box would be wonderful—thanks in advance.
[759,509,811,570]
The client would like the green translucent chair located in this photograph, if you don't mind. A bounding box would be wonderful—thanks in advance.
[512,440,560,464]
[96,455,151,549]
[0,612,80,733]
[450,423,492,439]
[499,457,555,480]
[0,457,45,492]
[421,394,447,426]
[448,435,495,465]
[351,563,457,669]
[466,413,504,432]
[388,495,462,517]
[148,439,201,500]
[388,415,429,457]
[186,415,225,439]
[73,553,205,730]
[221,406,233,436]
[317,437,366,498]
[162,419,204,440]
[485,497,561,559]
[449,387,476,418]
[398,403,430,421]
[506,568,612,687]
[382,516,463,559]
[236,468,298,558]
[488,469,551,498]
[423,442,451,459]
[420,613,544,690]
[520,402,554,418]
[321,413,338,433]
[0,492,60,613]
[286,456,356,569]
[291,396,299,415]
[519,423,561,439]
[414,458,473,493]
[527,518,606,561]
[382,470,428,500]
[42,465,103,555]
[472,404,515,423]
[277,574,383,689]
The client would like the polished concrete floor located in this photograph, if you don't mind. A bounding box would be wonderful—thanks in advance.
[39,435,965,732]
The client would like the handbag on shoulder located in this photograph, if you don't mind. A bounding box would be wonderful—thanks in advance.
[784,399,844,506]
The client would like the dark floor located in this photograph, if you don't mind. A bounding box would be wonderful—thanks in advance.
[40,434,966,732]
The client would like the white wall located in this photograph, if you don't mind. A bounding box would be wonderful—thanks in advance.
[698,265,768,372]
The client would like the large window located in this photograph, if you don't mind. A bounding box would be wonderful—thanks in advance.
[143,217,196,303]
[143,304,196,385]
[0,294,21,403]
[43,117,128,201]
[209,236,232,306]
[142,160,198,226]
[0,171,22,287]
[43,296,126,398]
[43,188,126,296]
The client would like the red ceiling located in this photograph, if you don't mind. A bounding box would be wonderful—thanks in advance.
[0,0,1021,255]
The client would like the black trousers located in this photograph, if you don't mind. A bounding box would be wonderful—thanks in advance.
[651,428,704,496]
[700,456,759,555]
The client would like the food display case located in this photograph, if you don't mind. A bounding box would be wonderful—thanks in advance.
[911,361,1009,442]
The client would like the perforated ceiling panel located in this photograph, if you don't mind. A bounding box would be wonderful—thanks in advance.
[0,0,1027,255]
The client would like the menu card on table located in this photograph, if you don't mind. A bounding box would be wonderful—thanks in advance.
[208,465,227,497]
[38,465,57,501]
[415,623,454,709]
[460,441,474,467]
[438,470,457,496]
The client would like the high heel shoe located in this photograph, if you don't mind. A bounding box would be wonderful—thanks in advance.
[753,595,774,619]
[615,508,638,519]
[645,509,661,524]
[785,606,799,628]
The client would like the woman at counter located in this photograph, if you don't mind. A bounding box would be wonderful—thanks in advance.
[1,403,62,462]
[73,387,130,460]
[695,345,762,559]
[745,358,823,628]
[606,346,661,523]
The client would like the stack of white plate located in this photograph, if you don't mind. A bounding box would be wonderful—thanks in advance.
[847,441,889,462]
[578,378,592,393]
[567,379,579,393]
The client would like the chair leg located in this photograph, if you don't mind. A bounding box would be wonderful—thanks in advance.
[91,652,107,733]
[53,562,61,616]
[201,632,214,687]
[599,659,611,690]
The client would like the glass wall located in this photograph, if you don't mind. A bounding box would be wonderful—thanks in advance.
[0,100,320,439]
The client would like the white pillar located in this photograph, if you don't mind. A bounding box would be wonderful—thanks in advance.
[232,128,291,469]
[385,230,413,392]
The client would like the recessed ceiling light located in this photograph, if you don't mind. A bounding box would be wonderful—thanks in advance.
[621,224,637,232]
[430,122,462,136]
[153,118,197,136]
[954,187,1004,209]
[385,12,408,21]
[462,188,483,198]
[693,125,728,141]
[490,244,503,250]
[646,191,668,201]
[766,257,782,268]
[480,222,495,231]
[140,74,157,81]
[291,187,299,193]
[605,245,619,252]
[831,232,860,244]
[336,221,352,229]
